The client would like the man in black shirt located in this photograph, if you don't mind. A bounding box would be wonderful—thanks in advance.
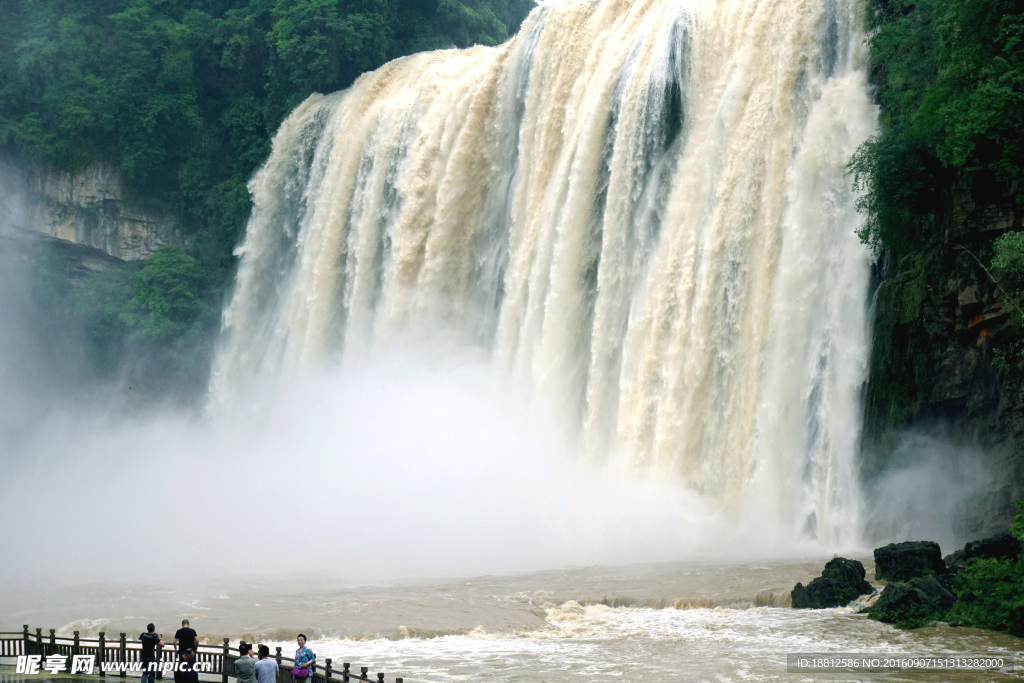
[173,620,198,656]
[139,624,163,683]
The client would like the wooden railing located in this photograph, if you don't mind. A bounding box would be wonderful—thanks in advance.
[0,626,402,683]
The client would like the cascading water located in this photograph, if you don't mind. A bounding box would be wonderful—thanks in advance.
[212,0,877,545]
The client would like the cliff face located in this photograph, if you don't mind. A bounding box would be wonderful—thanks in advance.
[865,177,1024,544]
[0,158,181,261]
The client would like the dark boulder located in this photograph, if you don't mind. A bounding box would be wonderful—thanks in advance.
[869,582,923,621]
[944,532,1020,570]
[821,557,874,594]
[792,557,873,608]
[874,541,947,581]
[869,577,953,627]
[907,576,956,610]
[964,532,1021,562]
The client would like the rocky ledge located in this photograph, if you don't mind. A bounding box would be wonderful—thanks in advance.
[867,532,1022,629]
[0,157,181,261]
[791,557,874,609]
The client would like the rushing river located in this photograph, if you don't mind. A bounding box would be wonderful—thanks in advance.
[3,560,1022,682]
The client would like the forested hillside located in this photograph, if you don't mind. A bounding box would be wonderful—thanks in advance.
[855,0,1024,533]
[0,0,533,402]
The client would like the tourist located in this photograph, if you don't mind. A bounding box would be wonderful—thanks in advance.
[174,648,199,683]
[174,620,198,657]
[234,643,257,683]
[255,645,279,683]
[139,624,163,683]
[292,635,315,681]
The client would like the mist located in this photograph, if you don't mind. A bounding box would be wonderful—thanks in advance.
[861,432,995,553]
[2,325,850,587]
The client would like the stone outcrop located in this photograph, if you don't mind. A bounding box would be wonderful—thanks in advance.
[791,557,873,608]
[874,541,947,581]
[868,575,956,625]
[944,531,1022,569]
[0,157,180,261]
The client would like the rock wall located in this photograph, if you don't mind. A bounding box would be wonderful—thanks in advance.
[0,157,181,261]
[864,176,1024,544]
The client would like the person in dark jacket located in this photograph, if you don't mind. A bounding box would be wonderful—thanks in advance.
[174,649,199,683]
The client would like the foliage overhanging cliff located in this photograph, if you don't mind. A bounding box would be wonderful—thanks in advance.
[0,0,533,400]
[854,0,1024,535]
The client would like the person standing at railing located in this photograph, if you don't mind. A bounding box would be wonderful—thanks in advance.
[140,624,163,683]
[292,635,315,682]
[235,643,258,683]
[254,645,278,683]
[174,620,198,657]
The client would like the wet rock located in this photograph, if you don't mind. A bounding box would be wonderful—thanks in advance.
[869,582,923,621]
[868,577,953,627]
[791,557,873,608]
[874,541,947,581]
[907,576,956,610]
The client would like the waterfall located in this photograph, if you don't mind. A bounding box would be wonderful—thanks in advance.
[211,0,877,544]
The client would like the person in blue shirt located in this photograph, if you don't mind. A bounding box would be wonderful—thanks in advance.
[254,645,279,683]
[293,635,315,682]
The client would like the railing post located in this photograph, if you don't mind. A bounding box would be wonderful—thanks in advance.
[98,632,106,677]
[73,631,80,660]
[396,679,403,683]
[119,633,127,679]
[36,628,43,657]
[360,667,368,680]
[22,625,29,656]
[222,638,229,683]
[275,647,282,683]
[49,629,55,657]
[376,674,383,683]
[324,658,332,681]
[342,663,350,682]
[155,636,163,681]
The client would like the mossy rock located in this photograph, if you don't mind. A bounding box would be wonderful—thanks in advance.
[868,576,955,628]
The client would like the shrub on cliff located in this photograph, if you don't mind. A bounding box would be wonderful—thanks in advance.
[851,0,1024,259]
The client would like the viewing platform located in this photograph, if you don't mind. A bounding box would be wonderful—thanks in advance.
[0,627,401,683]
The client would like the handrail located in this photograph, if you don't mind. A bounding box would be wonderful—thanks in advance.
[0,626,403,683]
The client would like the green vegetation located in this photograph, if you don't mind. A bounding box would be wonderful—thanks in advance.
[944,500,1024,635]
[851,0,1024,257]
[853,0,1024,434]
[0,0,533,401]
